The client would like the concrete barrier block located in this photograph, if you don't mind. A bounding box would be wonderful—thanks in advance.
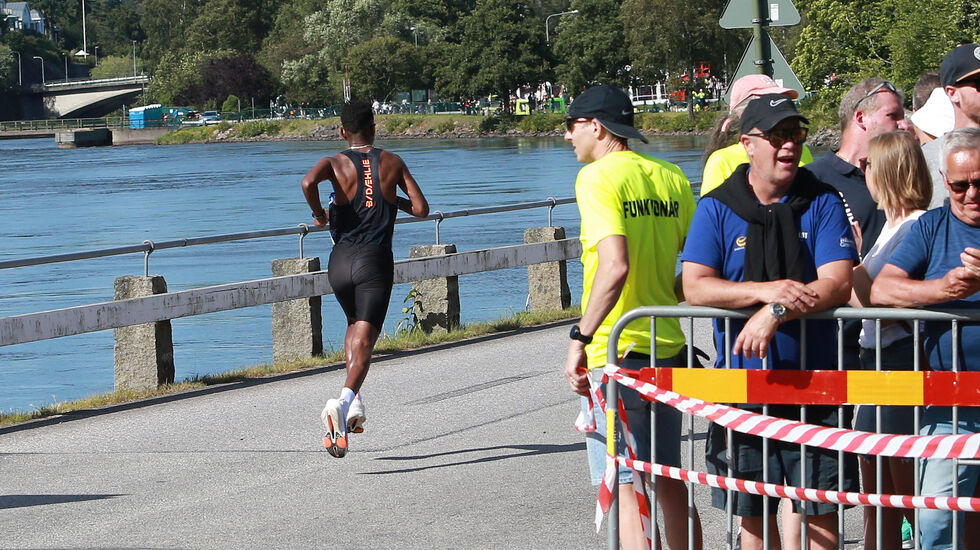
[113,275,174,390]
[271,257,323,362]
[524,227,571,311]
[409,244,460,334]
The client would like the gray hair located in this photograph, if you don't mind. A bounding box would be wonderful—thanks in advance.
[839,77,907,131]
[940,127,980,174]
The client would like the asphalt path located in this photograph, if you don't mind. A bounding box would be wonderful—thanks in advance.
[0,321,864,549]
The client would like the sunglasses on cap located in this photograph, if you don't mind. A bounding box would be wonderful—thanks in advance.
[744,126,809,148]
[946,178,980,194]
[855,81,899,108]
[564,117,593,131]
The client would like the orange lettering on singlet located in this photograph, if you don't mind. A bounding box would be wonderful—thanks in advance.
[362,159,374,207]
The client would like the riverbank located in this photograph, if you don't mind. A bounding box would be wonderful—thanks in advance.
[156,110,842,148]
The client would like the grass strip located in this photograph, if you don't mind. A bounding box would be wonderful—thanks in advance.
[0,307,580,427]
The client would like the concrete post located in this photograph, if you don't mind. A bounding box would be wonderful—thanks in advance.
[271,257,323,362]
[524,226,571,311]
[409,244,460,334]
[113,275,174,390]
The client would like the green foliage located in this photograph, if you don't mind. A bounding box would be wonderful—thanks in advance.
[478,113,516,133]
[383,115,423,133]
[394,288,423,335]
[552,0,629,94]
[0,44,13,90]
[433,118,457,133]
[454,0,552,110]
[234,120,281,137]
[222,95,241,113]
[344,36,420,102]
[155,126,219,145]
[516,112,563,133]
[90,55,134,79]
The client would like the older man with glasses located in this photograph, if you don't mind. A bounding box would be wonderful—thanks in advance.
[922,43,980,208]
[682,95,860,550]
[871,127,980,550]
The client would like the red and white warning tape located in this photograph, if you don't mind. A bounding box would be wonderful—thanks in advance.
[623,457,980,512]
[605,364,980,460]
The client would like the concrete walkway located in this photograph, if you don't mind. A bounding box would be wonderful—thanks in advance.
[0,322,864,549]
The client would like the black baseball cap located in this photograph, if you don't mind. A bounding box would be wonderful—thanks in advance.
[940,43,980,87]
[739,94,809,134]
[567,85,648,143]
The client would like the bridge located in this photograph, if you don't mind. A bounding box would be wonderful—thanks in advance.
[16,75,149,119]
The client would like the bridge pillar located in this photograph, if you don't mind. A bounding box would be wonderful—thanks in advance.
[524,227,571,311]
[113,275,175,390]
[271,257,323,363]
[409,244,460,334]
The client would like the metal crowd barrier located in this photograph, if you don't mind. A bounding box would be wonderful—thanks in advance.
[0,196,575,276]
[603,305,980,550]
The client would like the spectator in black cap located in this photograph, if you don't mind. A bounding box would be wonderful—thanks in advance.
[563,84,703,550]
[682,94,860,550]
[923,43,980,207]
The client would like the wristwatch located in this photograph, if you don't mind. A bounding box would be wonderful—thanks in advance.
[569,324,593,345]
[769,302,788,320]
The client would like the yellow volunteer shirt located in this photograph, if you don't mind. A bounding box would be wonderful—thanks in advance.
[700,142,814,195]
[576,150,695,369]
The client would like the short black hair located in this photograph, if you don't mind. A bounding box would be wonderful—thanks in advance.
[341,100,374,134]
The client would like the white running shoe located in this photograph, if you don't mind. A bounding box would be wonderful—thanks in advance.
[347,398,366,434]
[321,398,348,458]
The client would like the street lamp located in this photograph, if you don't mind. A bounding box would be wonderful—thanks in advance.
[33,56,44,84]
[545,9,579,44]
[12,51,21,86]
[64,54,68,83]
[132,40,137,76]
[410,25,418,47]
[81,0,88,58]
[94,45,99,65]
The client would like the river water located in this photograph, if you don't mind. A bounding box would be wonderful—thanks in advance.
[0,134,706,413]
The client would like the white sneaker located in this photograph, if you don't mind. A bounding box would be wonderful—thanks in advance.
[347,399,366,434]
[321,399,348,458]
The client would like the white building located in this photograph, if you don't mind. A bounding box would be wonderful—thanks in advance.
[1,2,46,35]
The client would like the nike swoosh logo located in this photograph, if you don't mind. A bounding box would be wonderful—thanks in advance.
[770,98,789,107]
[621,109,632,116]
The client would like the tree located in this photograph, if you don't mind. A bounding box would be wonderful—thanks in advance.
[141,0,207,69]
[552,0,629,94]
[279,0,386,103]
[620,0,741,118]
[187,53,274,108]
[90,55,134,78]
[344,36,421,101]
[184,0,272,55]
[0,44,13,90]
[793,0,980,95]
[454,0,552,110]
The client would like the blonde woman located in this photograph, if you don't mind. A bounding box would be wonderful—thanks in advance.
[850,130,932,549]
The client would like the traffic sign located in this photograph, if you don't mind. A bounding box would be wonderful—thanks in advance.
[724,35,805,104]
[720,0,801,29]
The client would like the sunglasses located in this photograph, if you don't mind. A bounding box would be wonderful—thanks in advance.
[565,117,593,131]
[744,127,809,148]
[855,81,899,108]
[946,178,980,193]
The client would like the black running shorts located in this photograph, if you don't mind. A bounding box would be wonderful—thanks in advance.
[327,242,394,330]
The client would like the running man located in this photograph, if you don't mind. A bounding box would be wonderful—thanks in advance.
[301,100,429,458]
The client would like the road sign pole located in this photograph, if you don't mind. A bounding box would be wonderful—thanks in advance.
[752,0,771,76]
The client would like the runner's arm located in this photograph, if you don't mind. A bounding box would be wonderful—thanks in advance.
[392,154,429,218]
[301,157,335,226]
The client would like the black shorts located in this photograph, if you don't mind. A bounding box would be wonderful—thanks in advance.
[327,242,394,330]
[706,404,859,516]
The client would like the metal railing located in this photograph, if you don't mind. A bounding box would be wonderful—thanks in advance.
[0,196,576,276]
[602,305,980,550]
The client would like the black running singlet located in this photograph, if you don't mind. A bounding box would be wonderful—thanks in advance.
[332,148,397,249]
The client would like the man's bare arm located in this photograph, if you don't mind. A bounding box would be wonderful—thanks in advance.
[872,262,980,307]
[564,235,628,396]
[388,153,429,218]
[301,157,335,226]
[682,261,819,312]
